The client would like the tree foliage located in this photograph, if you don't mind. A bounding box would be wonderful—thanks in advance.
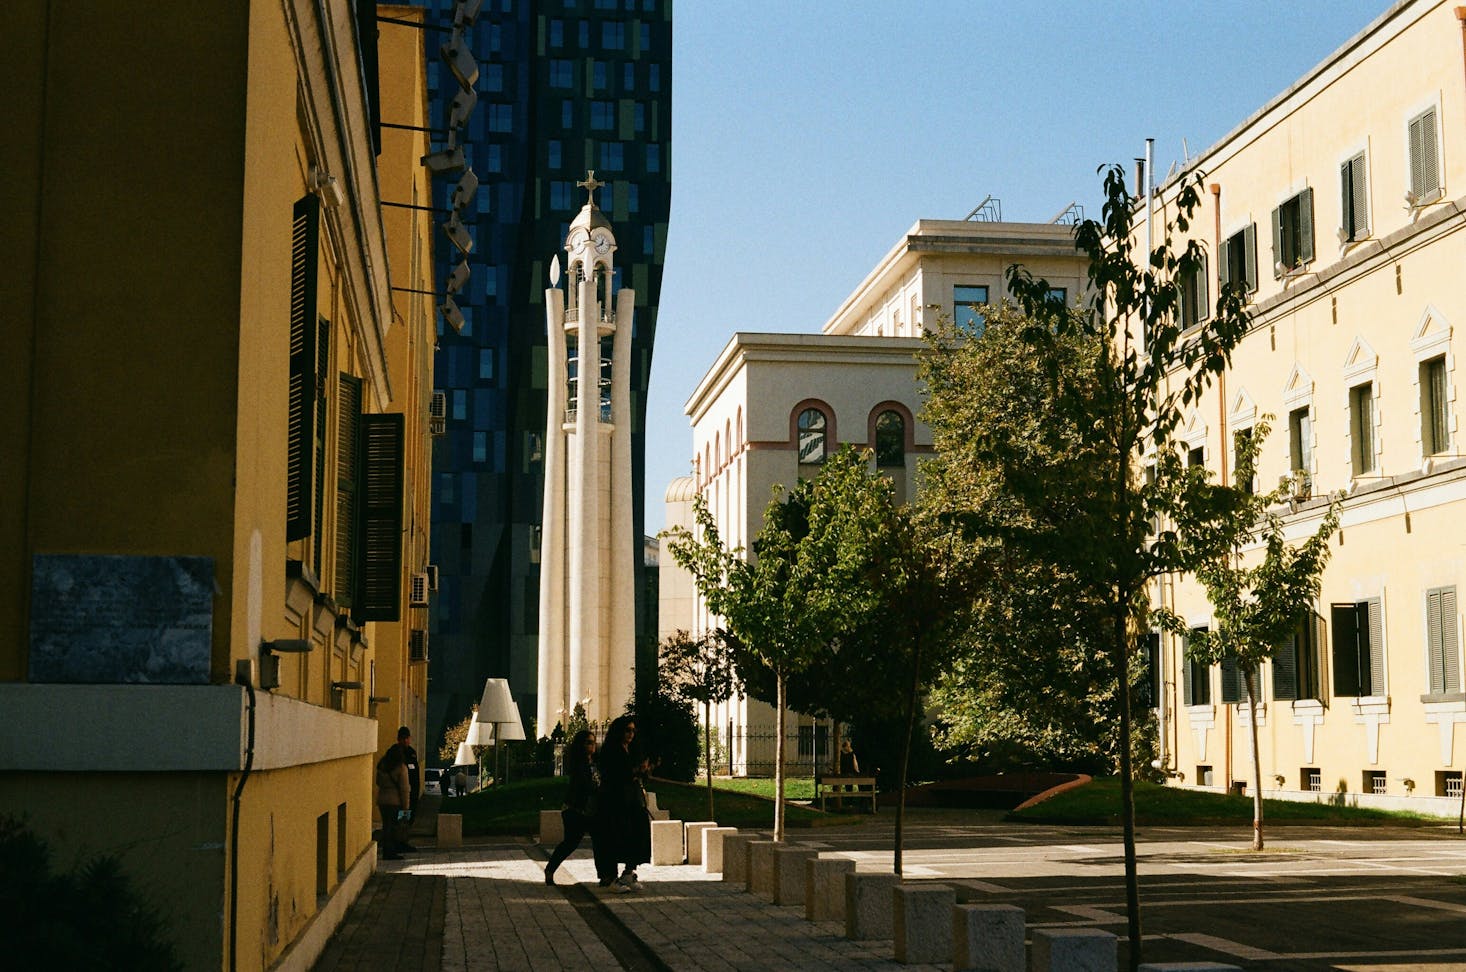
[660,629,740,815]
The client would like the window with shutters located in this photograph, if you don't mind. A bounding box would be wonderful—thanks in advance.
[1220,657,1251,704]
[1271,188,1315,276]
[1421,355,1450,456]
[1182,627,1212,706]
[1136,632,1161,709]
[1288,406,1313,475]
[334,374,362,608]
[1425,586,1460,696]
[1273,611,1324,702]
[1331,598,1385,697]
[1179,251,1209,330]
[311,314,330,579]
[1407,106,1442,206]
[1349,382,1377,476]
[1219,223,1257,295]
[1340,152,1369,241]
[287,195,322,544]
[353,414,405,621]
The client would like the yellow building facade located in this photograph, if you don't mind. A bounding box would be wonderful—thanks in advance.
[1,2,434,969]
[1145,0,1466,814]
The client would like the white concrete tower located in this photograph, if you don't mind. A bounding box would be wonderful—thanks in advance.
[537,173,636,731]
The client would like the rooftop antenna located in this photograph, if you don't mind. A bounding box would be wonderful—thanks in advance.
[964,195,1002,222]
[1181,137,1192,164]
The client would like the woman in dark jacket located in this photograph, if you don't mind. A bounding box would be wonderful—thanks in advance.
[544,730,598,885]
[594,715,650,891]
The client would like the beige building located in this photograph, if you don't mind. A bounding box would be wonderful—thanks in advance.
[666,220,1089,773]
[0,3,436,968]
[1143,0,1466,814]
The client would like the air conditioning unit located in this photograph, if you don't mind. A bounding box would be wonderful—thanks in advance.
[430,391,447,436]
[425,564,439,591]
[410,572,430,606]
[410,629,429,663]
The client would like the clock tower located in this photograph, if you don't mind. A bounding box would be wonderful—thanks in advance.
[537,173,637,730]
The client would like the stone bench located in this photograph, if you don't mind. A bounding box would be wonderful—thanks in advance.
[805,857,855,922]
[1030,928,1117,972]
[538,809,563,846]
[683,821,718,866]
[702,826,738,873]
[721,833,758,886]
[436,813,462,849]
[845,872,898,940]
[953,903,1024,972]
[773,846,819,905]
[893,883,954,964]
[650,818,684,865]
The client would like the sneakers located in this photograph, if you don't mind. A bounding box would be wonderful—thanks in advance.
[619,872,642,891]
[610,879,632,893]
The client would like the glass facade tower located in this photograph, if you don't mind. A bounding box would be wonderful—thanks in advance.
[419,0,671,739]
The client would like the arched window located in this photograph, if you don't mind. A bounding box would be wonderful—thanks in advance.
[875,410,905,467]
[797,408,827,464]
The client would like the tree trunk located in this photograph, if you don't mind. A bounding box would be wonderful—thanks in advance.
[705,698,715,822]
[774,669,786,842]
[1246,667,1264,851]
[1115,602,1142,972]
[894,630,923,876]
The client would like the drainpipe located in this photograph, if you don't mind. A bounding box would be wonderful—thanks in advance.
[229,674,257,972]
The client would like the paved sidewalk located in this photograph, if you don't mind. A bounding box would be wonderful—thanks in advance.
[315,816,1466,971]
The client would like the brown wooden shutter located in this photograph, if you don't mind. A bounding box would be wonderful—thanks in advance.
[354,413,405,621]
[287,194,321,541]
[335,374,363,607]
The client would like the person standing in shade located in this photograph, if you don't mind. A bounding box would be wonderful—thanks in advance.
[595,715,650,892]
[396,727,420,852]
[544,730,598,885]
[375,744,410,861]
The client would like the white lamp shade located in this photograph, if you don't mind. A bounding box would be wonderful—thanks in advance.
[476,677,517,724]
[497,702,527,742]
[464,718,491,746]
[453,741,475,766]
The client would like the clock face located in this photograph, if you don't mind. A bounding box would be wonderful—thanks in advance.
[593,233,611,255]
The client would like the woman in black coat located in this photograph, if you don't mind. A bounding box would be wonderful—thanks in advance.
[544,730,599,884]
[594,715,650,891]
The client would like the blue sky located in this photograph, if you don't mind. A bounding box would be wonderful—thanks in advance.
[644,0,1391,531]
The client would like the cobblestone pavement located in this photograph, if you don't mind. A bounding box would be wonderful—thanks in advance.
[315,815,1466,971]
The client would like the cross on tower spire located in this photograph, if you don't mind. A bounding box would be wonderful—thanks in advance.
[577,170,606,208]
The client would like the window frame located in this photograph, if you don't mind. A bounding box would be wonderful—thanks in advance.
[1182,626,1213,707]
[1179,249,1210,330]
[1407,103,1444,206]
[1420,354,1449,457]
[952,284,989,333]
[1218,222,1258,295]
[1349,381,1377,476]
[1331,597,1386,699]
[793,403,832,466]
[1271,187,1316,277]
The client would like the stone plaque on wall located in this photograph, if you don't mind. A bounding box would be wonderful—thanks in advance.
[29,554,215,684]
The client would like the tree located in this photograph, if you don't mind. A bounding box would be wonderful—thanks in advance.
[660,629,740,819]
[664,447,892,841]
[626,683,701,782]
[1157,417,1339,850]
[920,166,1252,970]
[920,304,1138,774]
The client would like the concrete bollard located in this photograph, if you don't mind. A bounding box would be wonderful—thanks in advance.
[1029,928,1117,972]
[702,827,738,874]
[684,821,718,866]
[722,833,757,886]
[953,904,1024,972]
[538,810,563,846]
[844,872,898,940]
[748,840,781,899]
[805,857,855,922]
[650,819,685,865]
[1136,966,1242,971]
[893,883,954,964]
[773,846,819,906]
[436,813,462,849]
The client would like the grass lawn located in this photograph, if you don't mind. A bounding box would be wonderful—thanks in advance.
[439,776,862,836]
[706,776,816,802]
[1008,777,1446,827]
